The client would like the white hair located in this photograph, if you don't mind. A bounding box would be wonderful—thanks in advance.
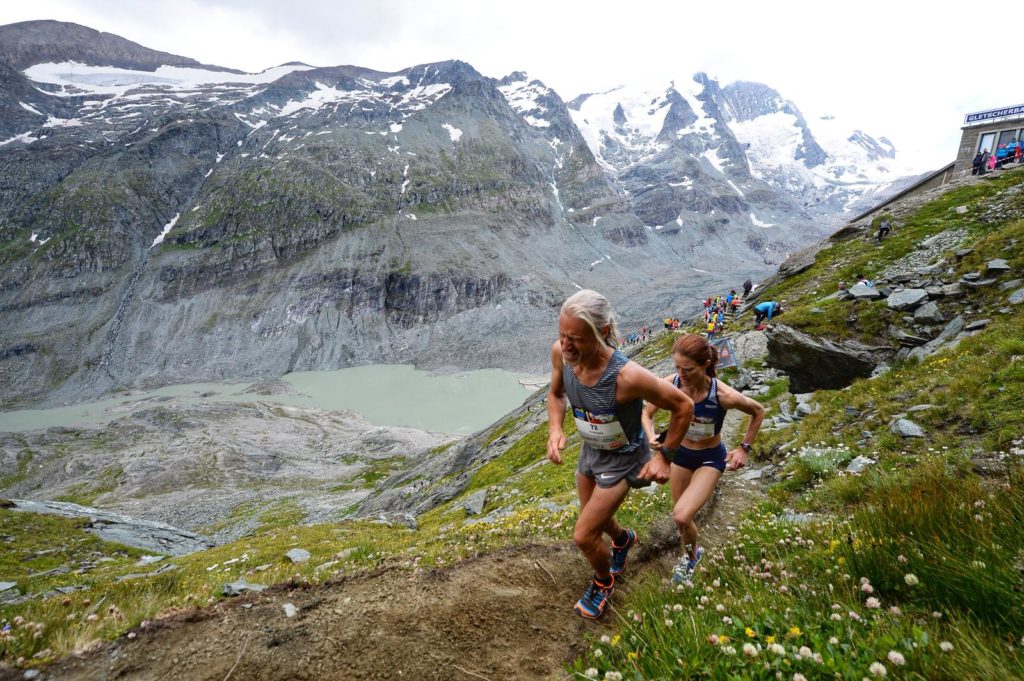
[560,289,620,348]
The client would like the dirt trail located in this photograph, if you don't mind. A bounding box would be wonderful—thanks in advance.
[11,414,766,681]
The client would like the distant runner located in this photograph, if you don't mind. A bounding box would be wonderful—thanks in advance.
[753,301,783,326]
[547,290,694,619]
[642,333,765,583]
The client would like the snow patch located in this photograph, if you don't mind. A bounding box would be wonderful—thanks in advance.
[442,123,463,142]
[151,213,180,248]
[0,131,43,146]
[749,212,775,228]
[19,102,44,116]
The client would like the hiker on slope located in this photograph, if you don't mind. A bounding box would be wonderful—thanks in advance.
[546,289,693,619]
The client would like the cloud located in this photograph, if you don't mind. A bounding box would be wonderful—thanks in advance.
[2,0,1017,170]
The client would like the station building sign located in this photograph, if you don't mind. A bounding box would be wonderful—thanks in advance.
[964,104,1024,125]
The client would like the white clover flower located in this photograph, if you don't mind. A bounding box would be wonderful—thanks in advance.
[722,646,737,656]
[887,651,905,666]
[904,573,919,586]
[743,643,758,657]
[793,674,807,681]
[594,649,603,658]
[869,661,888,677]
[828,636,839,645]
[672,603,683,612]
[665,618,673,626]
[604,672,623,681]
[861,583,874,594]
[585,668,598,679]
[866,597,881,609]
[600,635,611,644]
[798,646,812,659]
[723,616,733,625]
[769,643,786,655]
[897,554,908,564]
[940,641,953,652]
[716,604,726,612]
[813,653,823,664]
[831,613,842,621]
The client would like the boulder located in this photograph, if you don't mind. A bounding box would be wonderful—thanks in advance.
[891,419,926,438]
[986,259,1011,274]
[965,319,991,331]
[765,325,890,393]
[999,278,1022,291]
[1008,288,1024,305]
[285,548,311,563]
[849,284,883,300]
[940,283,962,297]
[955,205,968,214]
[963,278,997,289]
[222,580,267,597]
[462,489,487,516]
[954,248,974,259]
[846,455,876,473]
[914,301,945,325]
[887,289,928,311]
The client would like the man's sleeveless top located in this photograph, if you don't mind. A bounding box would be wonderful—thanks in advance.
[563,350,645,455]
[674,375,727,441]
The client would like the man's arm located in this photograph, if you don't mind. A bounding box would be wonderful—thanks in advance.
[546,341,568,464]
[619,363,694,482]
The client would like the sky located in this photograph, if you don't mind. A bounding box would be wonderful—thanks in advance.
[1,0,1019,171]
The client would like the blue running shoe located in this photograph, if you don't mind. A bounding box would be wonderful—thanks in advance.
[609,528,637,577]
[671,546,704,585]
[574,577,614,619]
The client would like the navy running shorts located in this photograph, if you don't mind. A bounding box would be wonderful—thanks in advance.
[672,442,727,472]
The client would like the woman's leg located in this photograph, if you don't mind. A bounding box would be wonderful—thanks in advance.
[670,465,722,559]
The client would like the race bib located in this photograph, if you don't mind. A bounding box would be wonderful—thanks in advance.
[572,406,628,451]
[686,417,716,441]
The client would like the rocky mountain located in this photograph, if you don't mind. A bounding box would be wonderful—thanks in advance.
[0,21,926,407]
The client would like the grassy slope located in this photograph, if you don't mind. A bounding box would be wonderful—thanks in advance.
[3,172,1023,675]
[569,171,1024,679]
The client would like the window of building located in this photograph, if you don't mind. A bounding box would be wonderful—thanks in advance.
[978,132,996,153]
[997,130,1018,147]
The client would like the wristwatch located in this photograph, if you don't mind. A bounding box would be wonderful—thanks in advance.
[740,443,753,453]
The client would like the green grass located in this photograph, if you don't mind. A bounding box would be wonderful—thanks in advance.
[55,466,124,506]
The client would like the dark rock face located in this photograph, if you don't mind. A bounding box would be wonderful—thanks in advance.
[765,324,891,392]
[0,23,917,407]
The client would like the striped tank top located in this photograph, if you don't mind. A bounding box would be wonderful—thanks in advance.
[563,350,645,455]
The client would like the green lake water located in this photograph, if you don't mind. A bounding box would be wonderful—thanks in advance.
[0,365,543,435]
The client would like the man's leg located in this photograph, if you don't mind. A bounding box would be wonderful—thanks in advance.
[574,475,629,581]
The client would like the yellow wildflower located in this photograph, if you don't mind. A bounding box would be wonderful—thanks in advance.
[611,635,621,647]
[765,635,776,645]
[745,627,756,638]
[627,651,638,661]
[787,626,801,638]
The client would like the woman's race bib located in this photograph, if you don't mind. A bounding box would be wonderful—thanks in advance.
[572,406,628,451]
[685,417,716,441]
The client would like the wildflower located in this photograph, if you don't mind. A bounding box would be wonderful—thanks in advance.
[627,652,637,661]
[765,635,776,644]
[769,643,786,655]
[700,595,710,605]
[716,604,726,612]
[600,635,611,644]
[794,675,807,681]
[849,610,862,622]
[708,634,719,645]
[865,597,881,609]
[787,626,801,638]
[798,646,812,660]
[904,573,919,586]
[828,636,839,645]
[723,616,733,625]
[869,661,888,677]
[940,641,953,652]
[887,651,905,666]
[779,585,789,594]
[605,672,623,681]
[611,635,620,646]
[594,649,603,658]
[665,619,673,627]
[722,646,737,656]
[860,583,874,594]
[831,613,842,621]
[897,554,908,564]
[585,669,598,679]
[813,653,823,663]
[932,611,943,619]
[743,643,759,657]
[672,603,683,612]
[971,560,986,570]
[746,627,757,638]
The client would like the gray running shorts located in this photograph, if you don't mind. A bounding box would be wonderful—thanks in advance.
[577,445,652,489]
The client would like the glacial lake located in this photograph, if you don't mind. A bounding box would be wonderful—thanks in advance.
[0,365,545,435]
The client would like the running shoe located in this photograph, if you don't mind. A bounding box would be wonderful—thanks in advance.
[671,546,704,585]
[574,577,614,619]
[609,528,637,577]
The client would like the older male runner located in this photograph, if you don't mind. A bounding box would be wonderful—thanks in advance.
[547,289,693,619]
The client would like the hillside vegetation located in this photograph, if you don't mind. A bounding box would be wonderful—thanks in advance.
[2,170,1023,678]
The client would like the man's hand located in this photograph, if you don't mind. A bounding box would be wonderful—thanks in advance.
[547,430,567,465]
[639,453,671,484]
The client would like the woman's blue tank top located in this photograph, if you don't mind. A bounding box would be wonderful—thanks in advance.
[675,375,727,439]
